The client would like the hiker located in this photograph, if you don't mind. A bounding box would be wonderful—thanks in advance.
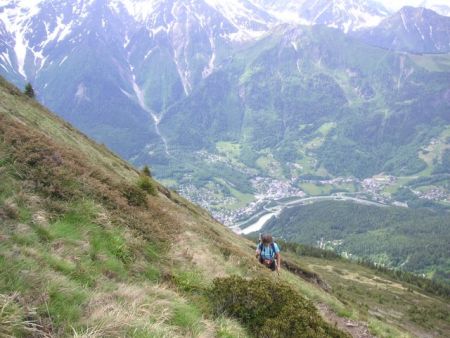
[256,234,281,272]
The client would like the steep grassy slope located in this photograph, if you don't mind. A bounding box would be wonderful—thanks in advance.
[281,247,450,338]
[1,76,449,337]
[0,76,344,337]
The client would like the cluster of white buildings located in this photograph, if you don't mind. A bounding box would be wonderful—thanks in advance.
[414,188,448,201]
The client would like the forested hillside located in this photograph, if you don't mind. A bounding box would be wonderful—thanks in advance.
[262,200,450,283]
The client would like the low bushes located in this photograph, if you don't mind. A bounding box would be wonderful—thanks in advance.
[137,175,157,196]
[121,184,147,207]
[209,276,348,338]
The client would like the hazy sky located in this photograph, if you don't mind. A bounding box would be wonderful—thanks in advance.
[375,0,448,11]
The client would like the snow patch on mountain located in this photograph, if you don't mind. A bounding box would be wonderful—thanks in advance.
[267,10,307,25]
[204,0,264,26]
[202,34,216,78]
[348,6,385,29]
[108,0,160,22]
[0,0,42,77]
[75,82,89,102]
[376,0,450,15]
[43,16,74,46]
[0,51,12,68]
[203,0,274,41]
[58,56,68,66]
[253,0,389,33]
[0,0,99,79]
[400,10,410,31]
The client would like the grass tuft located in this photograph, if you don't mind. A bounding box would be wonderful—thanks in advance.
[0,293,44,337]
[44,285,87,332]
[172,270,206,292]
[170,303,203,334]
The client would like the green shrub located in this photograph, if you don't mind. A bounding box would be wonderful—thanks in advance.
[209,276,348,338]
[137,175,157,196]
[121,184,147,207]
[141,165,152,178]
[24,83,35,98]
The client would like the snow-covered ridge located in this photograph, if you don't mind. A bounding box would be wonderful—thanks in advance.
[108,0,272,42]
[376,0,450,14]
[1,0,447,82]
[0,0,99,79]
[0,0,43,77]
[108,0,161,22]
[250,0,390,31]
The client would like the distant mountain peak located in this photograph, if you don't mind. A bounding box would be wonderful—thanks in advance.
[356,5,450,53]
[107,0,275,41]
[252,0,390,33]
[302,0,389,32]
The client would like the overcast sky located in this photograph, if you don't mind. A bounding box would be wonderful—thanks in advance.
[375,0,448,11]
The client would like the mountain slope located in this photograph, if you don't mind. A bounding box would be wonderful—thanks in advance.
[282,246,450,338]
[293,0,389,33]
[253,0,390,32]
[419,1,450,17]
[1,76,449,337]
[155,24,450,192]
[3,0,447,173]
[1,1,450,295]
[0,75,346,337]
[0,75,245,336]
[0,0,446,169]
[0,0,276,161]
[356,6,450,53]
[0,0,392,162]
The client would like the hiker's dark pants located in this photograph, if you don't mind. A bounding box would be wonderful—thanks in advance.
[259,257,276,271]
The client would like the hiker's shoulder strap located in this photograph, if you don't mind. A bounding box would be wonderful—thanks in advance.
[272,242,280,254]
[270,242,276,254]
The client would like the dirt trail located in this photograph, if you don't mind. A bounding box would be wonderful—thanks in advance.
[317,303,375,338]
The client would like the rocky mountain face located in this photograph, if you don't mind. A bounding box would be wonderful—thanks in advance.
[419,1,450,17]
[356,6,450,53]
[301,0,388,32]
[0,0,277,159]
[158,23,450,175]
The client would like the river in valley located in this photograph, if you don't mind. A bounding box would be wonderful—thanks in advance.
[230,195,388,235]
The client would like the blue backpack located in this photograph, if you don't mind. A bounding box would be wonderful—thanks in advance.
[258,242,277,260]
